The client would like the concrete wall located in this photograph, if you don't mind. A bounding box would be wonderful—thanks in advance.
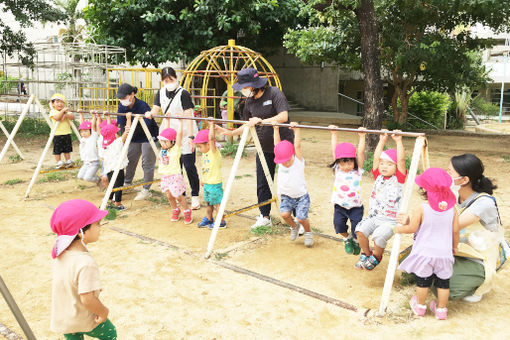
[266,48,363,114]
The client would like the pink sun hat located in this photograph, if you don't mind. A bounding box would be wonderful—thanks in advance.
[158,128,177,141]
[192,129,209,144]
[50,199,108,258]
[380,148,397,163]
[99,119,117,128]
[415,167,456,212]
[274,140,295,164]
[78,121,92,130]
[335,142,356,159]
[100,124,120,148]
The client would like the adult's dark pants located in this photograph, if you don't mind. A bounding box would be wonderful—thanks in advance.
[180,151,200,197]
[256,152,276,217]
[107,169,125,203]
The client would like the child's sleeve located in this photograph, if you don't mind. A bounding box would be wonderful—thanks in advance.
[77,263,102,295]
[371,168,380,180]
[395,168,407,184]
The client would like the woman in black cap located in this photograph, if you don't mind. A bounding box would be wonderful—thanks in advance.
[145,67,201,210]
[116,83,159,200]
[218,67,294,229]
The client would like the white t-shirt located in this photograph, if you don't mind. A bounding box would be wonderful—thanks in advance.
[331,167,364,208]
[159,87,198,155]
[98,138,129,175]
[79,131,99,162]
[277,156,307,198]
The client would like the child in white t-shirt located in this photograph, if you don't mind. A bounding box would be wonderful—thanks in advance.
[273,122,313,247]
[77,111,100,183]
[98,113,130,210]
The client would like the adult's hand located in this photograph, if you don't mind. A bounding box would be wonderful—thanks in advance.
[248,117,262,127]
[145,111,153,119]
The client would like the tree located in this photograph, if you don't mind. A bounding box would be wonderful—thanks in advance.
[0,0,65,67]
[285,0,510,127]
[286,0,384,150]
[83,0,305,66]
[55,0,84,43]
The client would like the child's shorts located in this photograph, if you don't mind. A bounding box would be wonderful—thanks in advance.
[333,204,364,237]
[161,174,186,198]
[279,193,310,220]
[356,215,395,248]
[204,183,223,205]
[53,134,73,155]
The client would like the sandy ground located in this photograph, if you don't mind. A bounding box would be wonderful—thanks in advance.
[1,130,510,339]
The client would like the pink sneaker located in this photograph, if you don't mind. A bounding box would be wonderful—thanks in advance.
[429,300,447,320]
[171,208,180,222]
[409,295,426,316]
[183,209,192,224]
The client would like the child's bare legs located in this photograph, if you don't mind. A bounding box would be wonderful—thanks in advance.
[281,211,297,228]
[55,154,61,162]
[206,204,214,221]
[298,218,311,232]
[356,231,371,254]
[437,288,449,308]
[63,152,71,161]
[166,192,178,210]
[213,204,224,222]
[416,286,428,305]
[372,245,384,259]
[177,195,189,210]
[340,232,349,238]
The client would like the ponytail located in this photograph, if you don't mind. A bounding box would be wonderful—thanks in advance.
[473,175,497,195]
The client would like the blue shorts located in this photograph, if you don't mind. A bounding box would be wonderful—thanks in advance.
[333,204,364,238]
[204,183,223,206]
[279,193,310,220]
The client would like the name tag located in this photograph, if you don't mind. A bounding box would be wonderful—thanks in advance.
[263,100,273,106]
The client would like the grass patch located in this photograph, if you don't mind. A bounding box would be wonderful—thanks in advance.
[104,206,118,220]
[220,142,247,158]
[4,178,24,185]
[39,172,68,183]
[77,184,86,190]
[502,155,510,163]
[9,154,22,163]
[214,252,229,260]
[250,217,289,236]
[244,174,253,177]
[235,175,243,179]
[400,272,417,286]
[311,227,323,234]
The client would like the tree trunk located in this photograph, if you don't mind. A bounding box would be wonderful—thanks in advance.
[391,90,399,123]
[398,92,410,125]
[355,0,385,152]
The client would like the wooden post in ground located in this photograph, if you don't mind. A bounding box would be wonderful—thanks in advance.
[378,136,428,315]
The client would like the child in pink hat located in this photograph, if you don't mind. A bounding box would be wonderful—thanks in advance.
[158,117,192,224]
[193,124,226,229]
[328,125,367,255]
[355,129,407,270]
[97,113,131,210]
[77,111,101,184]
[50,199,117,338]
[273,122,313,247]
[395,168,460,320]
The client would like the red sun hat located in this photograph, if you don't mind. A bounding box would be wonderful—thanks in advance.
[335,142,356,159]
[78,121,92,130]
[192,129,209,144]
[50,199,108,258]
[158,128,177,141]
[380,148,397,164]
[415,167,456,212]
[274,140,295,164]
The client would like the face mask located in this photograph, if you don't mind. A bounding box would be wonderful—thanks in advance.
[450,175,463,199]
[165,82,178,91]
[241,88,254,97]
[120,98,131,106]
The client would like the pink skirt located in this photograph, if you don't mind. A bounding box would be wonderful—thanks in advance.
[160,174,186,198]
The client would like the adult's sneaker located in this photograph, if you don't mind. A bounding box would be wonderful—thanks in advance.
[250,215,272,229]
[134,188,151,201]
[191,196,201,210]
[304,231,314,247]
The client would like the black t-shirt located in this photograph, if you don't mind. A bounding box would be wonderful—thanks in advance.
[243,86,294,153]
[154,88,194,112]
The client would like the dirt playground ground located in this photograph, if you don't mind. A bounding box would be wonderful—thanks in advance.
[1,129,510,339]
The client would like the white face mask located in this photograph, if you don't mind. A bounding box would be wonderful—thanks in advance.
[165,82,178,91]
[120,98,131,106]
[241,88,254,97]
[450,175,463,200]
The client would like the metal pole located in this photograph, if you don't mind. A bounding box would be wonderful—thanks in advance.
[67,111,426,137]
[378,136,427,315]
[499,38,509,123]
[0,275,36,340]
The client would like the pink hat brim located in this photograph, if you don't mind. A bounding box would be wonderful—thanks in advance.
[274,154,292,164]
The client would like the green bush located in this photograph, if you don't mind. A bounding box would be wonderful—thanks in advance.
[2,118,51,136]
[446,101,463,130]
[389,91,451,130]
[471,96,500,116]
[220,142,247,158]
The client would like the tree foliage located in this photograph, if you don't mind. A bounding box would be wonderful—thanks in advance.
[83,0,305,66]
[284,0,510,124]
[0,0,65,66]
